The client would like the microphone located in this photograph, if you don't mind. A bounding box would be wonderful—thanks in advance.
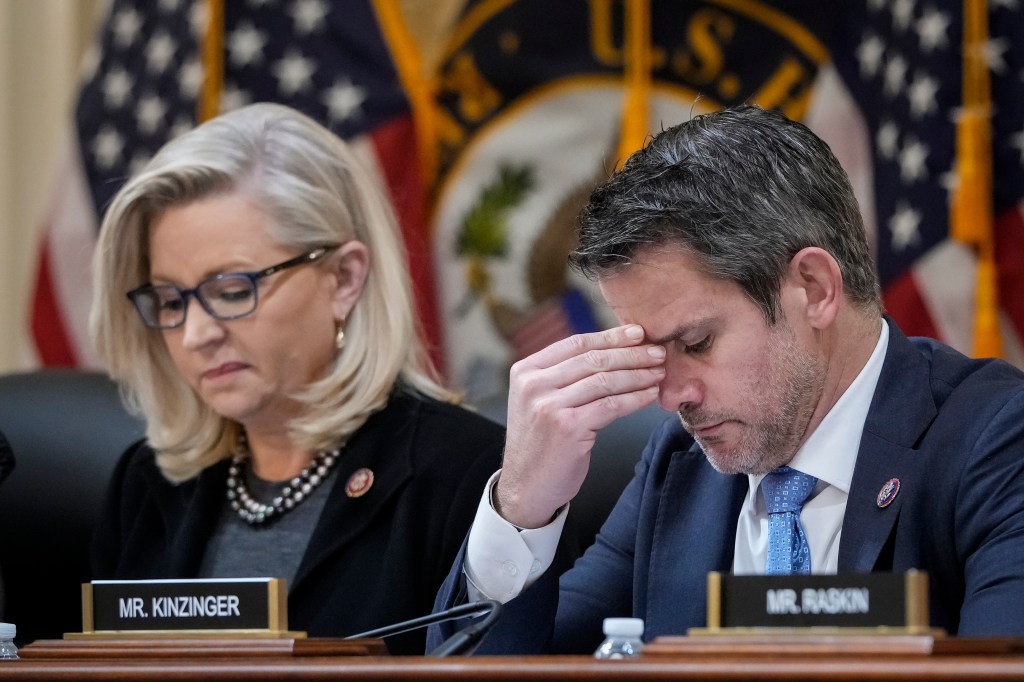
[427,600,502,657]
[0,431,14,486]
[344,600,502,657]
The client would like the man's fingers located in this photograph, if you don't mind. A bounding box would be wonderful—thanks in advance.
[542,365,664,411]
[530,382,661,435]
[515,325,648,371]
[497,325,666,527]
[513,340,665,400]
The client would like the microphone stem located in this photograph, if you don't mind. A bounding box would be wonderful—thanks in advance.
[344,600,499,641]
[429,604,503,657]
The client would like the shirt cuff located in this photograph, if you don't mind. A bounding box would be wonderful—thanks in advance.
[464,470,567,603]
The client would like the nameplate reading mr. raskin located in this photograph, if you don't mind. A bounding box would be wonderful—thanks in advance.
[717,572,925,629]
[84,578,287,633]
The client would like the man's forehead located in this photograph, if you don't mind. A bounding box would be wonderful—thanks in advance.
[600,281,717,334]
[597,248,710,302]
[597,250,747,338]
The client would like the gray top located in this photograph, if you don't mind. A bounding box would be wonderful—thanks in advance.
[197,464,339,589]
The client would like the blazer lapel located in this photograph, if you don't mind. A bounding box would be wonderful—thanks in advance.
[290,395,417,591]
[165,459,231,576]
[644,445,747,635]
[840,323,935,572]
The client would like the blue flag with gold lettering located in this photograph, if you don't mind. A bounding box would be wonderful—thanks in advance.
[431,0,839,399]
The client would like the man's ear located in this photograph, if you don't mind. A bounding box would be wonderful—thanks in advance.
[786,246,843,329]
[328,241,370,321]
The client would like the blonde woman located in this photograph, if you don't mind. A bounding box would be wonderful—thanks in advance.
[90,103,504,654]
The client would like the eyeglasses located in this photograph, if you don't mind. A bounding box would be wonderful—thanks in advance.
[127,246,336,330]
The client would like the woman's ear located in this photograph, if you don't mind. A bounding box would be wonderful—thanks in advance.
[328,241,370,321]
[786,246,843,330]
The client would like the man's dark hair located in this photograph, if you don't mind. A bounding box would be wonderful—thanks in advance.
[571,105,880,324]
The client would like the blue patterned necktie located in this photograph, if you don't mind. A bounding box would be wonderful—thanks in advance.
[762,466,818,575]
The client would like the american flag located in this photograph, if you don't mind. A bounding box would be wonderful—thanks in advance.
[829,0,1024,362]
[31,0,1024,380]
[29,0,440,368]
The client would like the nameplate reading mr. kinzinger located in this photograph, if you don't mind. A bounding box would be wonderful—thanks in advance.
[83,578,288,634]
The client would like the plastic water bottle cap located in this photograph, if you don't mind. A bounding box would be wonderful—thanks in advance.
[602,617,644,637]
[0,623,14,639]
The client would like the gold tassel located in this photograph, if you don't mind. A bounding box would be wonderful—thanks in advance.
[372,0,439,187]
[951,0,1001,358]
[198,0,225,122]
[616,0,651,169]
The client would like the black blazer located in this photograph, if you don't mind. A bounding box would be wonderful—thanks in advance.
[92,391,505,654]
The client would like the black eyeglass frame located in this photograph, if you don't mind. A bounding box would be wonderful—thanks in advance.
[126,246,337,330]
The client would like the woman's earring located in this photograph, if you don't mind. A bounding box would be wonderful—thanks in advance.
[335,322,346,351]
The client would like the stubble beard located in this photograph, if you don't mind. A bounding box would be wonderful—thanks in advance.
[679,324,824,476]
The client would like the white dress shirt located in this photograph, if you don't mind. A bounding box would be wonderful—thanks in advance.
[733,320,887,574]
[466,321,888,601]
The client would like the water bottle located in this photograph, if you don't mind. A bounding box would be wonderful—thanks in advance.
[593,617,644,659]
[0,622,17,660]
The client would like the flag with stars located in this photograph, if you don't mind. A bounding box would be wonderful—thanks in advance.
[29,0,439,368]
[827,0,1024,363]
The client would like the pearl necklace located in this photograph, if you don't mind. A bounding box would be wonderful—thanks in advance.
[226,438,340,525]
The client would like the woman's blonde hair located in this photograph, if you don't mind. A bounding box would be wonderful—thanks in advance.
[90,102,457,482]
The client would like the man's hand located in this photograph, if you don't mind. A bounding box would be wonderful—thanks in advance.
[494,325,666,529]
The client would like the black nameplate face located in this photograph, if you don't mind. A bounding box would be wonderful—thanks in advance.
[88,579,284,632]
[721,574,908,628]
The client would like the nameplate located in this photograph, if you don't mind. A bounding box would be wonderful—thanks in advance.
[81,578,291,635]
[693,570,932,633]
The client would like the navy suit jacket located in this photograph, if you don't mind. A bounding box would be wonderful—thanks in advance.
[430,323,1024,654]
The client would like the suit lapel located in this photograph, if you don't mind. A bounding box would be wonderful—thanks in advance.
[290,395,417,591]
[644,445,747,635]
[165,459,230,576]
[840,323,935,572]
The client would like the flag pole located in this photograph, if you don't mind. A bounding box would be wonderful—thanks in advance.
[372,0,438,188]
[616,0,651,169]
[199,0,225,123]
[951,0,1000,357]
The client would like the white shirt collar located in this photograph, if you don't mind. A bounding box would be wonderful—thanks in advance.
[748,319,889,496]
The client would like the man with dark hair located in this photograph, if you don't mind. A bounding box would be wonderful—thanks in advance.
[430,105,1024,653]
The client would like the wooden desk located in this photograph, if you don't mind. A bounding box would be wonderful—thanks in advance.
[6,651,1024,675]
[3,653,1024,680]
[5,635,1024,680]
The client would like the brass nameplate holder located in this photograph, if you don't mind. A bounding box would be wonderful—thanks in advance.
[18,577,390,658]
[690,570,940,636]
[640,571,949,657]
[74,578,299,638]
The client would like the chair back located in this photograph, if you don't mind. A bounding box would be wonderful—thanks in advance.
[0,370,144,644]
